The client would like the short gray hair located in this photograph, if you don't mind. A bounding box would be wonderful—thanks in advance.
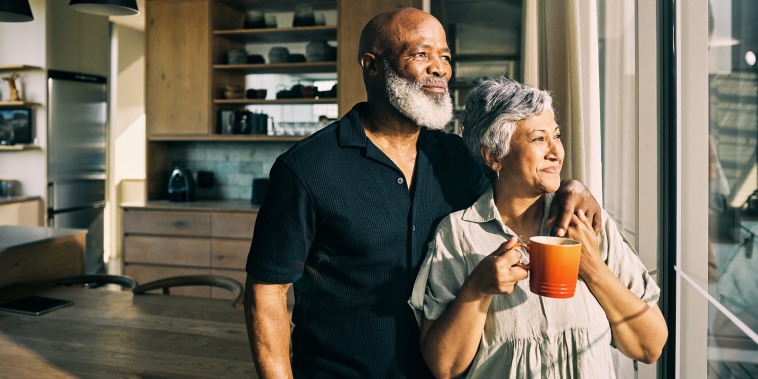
[461,77,553,167]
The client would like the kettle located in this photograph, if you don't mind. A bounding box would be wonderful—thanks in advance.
[168,167,195,202]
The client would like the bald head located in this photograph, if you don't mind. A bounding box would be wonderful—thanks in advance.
[357,7,442,62]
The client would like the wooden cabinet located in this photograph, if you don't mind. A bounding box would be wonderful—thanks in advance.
[142,0,421,202]
[122,202,256,300]
[146,0,212,136]
[0,196,43,226]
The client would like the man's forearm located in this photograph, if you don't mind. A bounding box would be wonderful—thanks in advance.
[245,276,294,379]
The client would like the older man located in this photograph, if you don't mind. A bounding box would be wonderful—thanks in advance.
[244,7,601,378]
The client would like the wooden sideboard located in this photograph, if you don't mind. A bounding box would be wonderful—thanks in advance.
[121,200,257,300]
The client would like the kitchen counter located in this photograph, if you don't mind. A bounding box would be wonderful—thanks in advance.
[0,226,86,287]
[0,196,43,227]
[0,195,41,206]
[121,199,260,212]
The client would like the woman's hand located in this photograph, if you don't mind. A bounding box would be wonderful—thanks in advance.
[548,179,602,237]
[468,236,529,296]
[420,236,529,379]
[565,211,668,363]
[565,209,603,280]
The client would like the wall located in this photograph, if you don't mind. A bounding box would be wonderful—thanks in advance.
[109,23,145,267]
[166,142,292,200]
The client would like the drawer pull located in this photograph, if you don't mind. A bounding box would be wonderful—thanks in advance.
[172,220,188,229]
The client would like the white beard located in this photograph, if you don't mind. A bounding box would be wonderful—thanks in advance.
[384,63,453,130]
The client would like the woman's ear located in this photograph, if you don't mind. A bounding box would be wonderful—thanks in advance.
[480,146,501,173]
[360,52,382,77]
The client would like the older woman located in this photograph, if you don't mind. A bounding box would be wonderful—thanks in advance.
[409,77,667,378]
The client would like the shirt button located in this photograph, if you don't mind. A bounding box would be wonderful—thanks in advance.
[412,225,416,232]
[397,177,404,185]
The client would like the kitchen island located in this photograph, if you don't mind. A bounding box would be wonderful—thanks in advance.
[0,225,86,287]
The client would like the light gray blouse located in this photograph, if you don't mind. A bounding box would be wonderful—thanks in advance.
[409,189,660,379]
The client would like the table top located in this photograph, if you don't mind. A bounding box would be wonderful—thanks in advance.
[0,226,86,253]
[0,285,257,378]
[120,199,260,212]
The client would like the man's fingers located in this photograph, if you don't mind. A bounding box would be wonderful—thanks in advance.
[553,206,574,237]
[589,210,602,234]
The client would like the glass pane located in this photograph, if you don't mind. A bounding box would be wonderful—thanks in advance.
[598,0,639,247]
[708,0,758,375]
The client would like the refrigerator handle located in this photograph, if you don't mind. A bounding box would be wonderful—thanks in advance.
[47,182,54,226]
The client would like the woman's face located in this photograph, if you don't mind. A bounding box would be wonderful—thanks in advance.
[500,109,564,195]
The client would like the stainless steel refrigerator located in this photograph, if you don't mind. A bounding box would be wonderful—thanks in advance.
[47,70,107,274]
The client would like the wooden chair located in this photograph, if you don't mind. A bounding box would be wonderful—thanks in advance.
[132,275,244,308]
[49,274,138,290]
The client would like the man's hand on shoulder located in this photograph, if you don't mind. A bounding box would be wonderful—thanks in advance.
[547,179,602,237]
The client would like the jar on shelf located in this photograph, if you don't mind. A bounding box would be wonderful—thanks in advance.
[292,4,315,27]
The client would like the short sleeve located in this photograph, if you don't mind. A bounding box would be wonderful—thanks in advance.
[409,215,470,325]
[246,157,316,284]
[600,210,661,306]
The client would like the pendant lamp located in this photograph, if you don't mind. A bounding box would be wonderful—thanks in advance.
[69,0,139,16]
[0,1,34,22]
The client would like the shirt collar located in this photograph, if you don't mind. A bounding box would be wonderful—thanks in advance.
[462,187,499,223]
[462,189,555,237]
[338,103,369,148]
[338,102,441,149]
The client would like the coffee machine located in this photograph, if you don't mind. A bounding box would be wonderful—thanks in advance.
[168,167,195,202]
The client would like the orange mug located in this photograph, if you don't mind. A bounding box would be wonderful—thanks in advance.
[515,236,582,298]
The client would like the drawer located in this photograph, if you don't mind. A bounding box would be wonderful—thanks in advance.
[123,209,210,237]
[211,212,256,239]
[125,264,210,298]
[211,239,250,269]
[124,235,210,267]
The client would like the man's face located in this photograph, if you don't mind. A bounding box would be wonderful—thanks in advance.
[384,62,453,130]
[383,15,454,130]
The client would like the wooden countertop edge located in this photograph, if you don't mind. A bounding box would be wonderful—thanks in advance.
[120,199,261,212]
[0,226,86,253]
[0,195,42,206]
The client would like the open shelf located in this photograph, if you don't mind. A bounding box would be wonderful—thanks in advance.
[213,61,336,74]
[0,145,41,151]
[0,101,41,108]
[216,0,336,12]
[148,134,305,142]
[214,97,336,105]
[0,65,42,73]
[214,25,337,43]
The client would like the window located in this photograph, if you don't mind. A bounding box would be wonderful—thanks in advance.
[678,0,758,376]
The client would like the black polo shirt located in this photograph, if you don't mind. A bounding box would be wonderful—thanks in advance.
[247,103,488,378]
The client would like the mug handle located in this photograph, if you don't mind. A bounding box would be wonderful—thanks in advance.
[510,241,530,270]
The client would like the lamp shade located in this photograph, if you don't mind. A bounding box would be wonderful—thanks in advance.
[0,0,34,22]
[69,0,139,16]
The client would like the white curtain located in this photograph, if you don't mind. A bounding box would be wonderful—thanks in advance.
[521,0,603,204]
[522,2,639,376]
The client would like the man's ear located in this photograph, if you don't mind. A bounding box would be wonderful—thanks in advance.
[360,52,382,77]
[481,146,501,172]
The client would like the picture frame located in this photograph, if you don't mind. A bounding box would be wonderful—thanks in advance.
[0,107,32,145]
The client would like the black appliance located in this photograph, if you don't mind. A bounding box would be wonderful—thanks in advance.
[168,167,195,202]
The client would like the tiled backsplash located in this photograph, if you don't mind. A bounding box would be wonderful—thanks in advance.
[167,142,293,200]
